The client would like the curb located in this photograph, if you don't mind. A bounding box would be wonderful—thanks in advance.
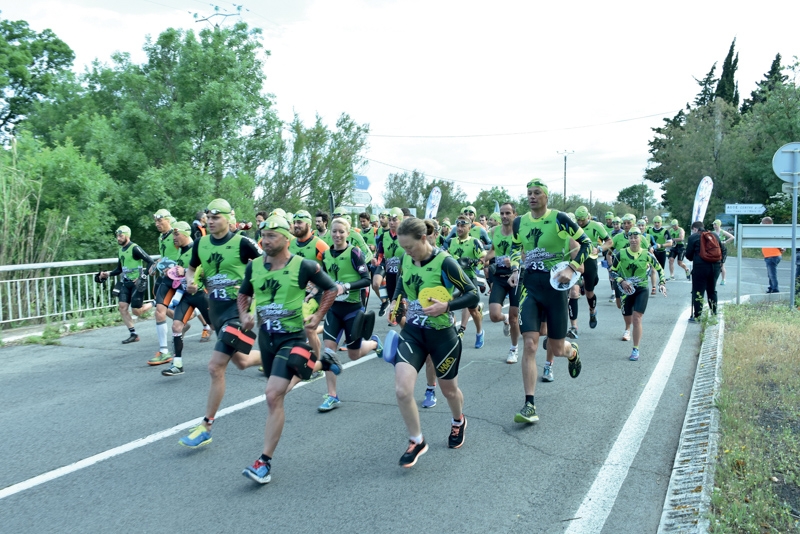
[658,292,790,533]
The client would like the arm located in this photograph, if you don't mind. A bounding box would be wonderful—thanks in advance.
[300,260,337,329]
[440,256,480,312]
[347,248,371,290]
[684,234,696,261]
[132,246,154,273]
[237,263,256,330]
[186,239,202,294]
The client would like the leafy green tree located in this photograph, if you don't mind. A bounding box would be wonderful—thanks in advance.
[471,186,513,217]
[617,184,656,213]
[383,170,427,214]
[0,17,74,137]
[740,53,787,114]
[694,65,718,107]
[715,39,740,107]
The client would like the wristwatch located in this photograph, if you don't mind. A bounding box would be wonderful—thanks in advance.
[343,282,351,291]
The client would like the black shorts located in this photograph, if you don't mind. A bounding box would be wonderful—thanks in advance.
[257,330,306,380]
[118,280,144,309]
[385,272,398,304]
[323,301,364,350]
[489,274,519,307]
[582,258,599,292]
[396,324,462,380]
[653,249,667,269]
[669,246,686,261]
[172,291,210,325]
[370,263,385,278]
[208,300,241,356]
[154,280,176,308]
[518,270,569,339]
[621,287,649,316]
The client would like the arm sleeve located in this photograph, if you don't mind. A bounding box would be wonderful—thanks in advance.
[189,239,202,269]
[649,252,666,284]
[510,216,522,269]
[132,246,154,271]
[441,256,480,311]
[685,234,696,261]
[238,262,255,297]
[443,227,457,250]
[239,237,263,263]
[348,248,371,290]
[108,259,123,277]
[299,260,337,292]
[480,226,491,246]
[609,251,622,282]
[556,213,591,269]
[316,240,330,263]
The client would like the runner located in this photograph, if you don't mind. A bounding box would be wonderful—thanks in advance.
[331,207,373,262]
[610,214,635,317]
[667,219,691,281]
[574,206,612,331]
[317,217,379,412]
[648,216,673,272]
[160,221,212,376]
[149,209,183,366]
[712,219,735,285]
[444,206,491,249]
[376,208,406,325]
[610,226,667,361]
[98,226,154,343]
[385,217,479,467]
[315,211,330,243]
[238,215,343,484]
[447,215,486,348]
[508,179,591,423]
[604,211,615,232]
[191,211,207,241]
[359,212,377,253]
[178,199,264,449]
[637,219,661,295]
[485,202,521,363]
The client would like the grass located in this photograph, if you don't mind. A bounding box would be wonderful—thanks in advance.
[21,323,62,345]
[709,303,800,533]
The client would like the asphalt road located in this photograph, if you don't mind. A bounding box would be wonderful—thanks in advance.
[0,256,792,533]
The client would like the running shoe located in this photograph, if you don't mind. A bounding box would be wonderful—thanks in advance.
[651,287,656,296]
[161,364,184,376]
[568,343,581,378]
[542,336,548,350]
[514,402,539,423]
[378,300,389,317]
[475,331,485,349]
[148,351,173,366]
[388,318,398,327]
[122,334,139,344]
[589,313,597,329]
[422,388,437,408]
[503,321,510,337]
[321,351,343,375]
[448,416,467,449]
[720,279,726,286]
[179,425,211,448]
[622,330,631,341]
[371,334,383,359]
[567,327,578,340]
[457,325,466,338]
[242,458,271,484]
[308,370,324,381]
[399,439,428,467]
[608,295,615,303]
[506,348,518,364]
[318,394,340,412]
[200,329,212,342]
[629,348,640,361]
[542,364,554,382]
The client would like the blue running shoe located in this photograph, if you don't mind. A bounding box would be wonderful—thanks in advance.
[629,348,640,361]
[179,425,211,448]
[422,388,436,408]
[475,331,485,349]
[383,330,399,365]
[318,394,341,412]
[371,334,383,360]
[242,458,271,484]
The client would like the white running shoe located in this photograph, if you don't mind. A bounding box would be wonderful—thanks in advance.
[506,348,518,364]
[622,330,631,341]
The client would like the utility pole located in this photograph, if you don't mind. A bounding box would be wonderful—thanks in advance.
[557,150,574,210]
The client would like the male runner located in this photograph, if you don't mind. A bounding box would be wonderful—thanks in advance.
[444,206,491,249]
[648,216,673,271]
[149,209,183,366]
[485,202,521,363]
[99,226,154,343]
[574,206,612,331]
[376,208,406,324]
[668,219,691,280]
[508,179,591,424]
[448,215,486,348]
[178,199,263,449]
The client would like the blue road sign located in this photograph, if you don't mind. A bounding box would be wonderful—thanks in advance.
[354,175,370,190]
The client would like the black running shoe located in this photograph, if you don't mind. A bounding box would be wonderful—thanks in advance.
[122,334,140,344]
[542,336,547,350]
[589,313,597,329]
[161,365,184,376]
[568,342,581,378]
[448,416,467,449]
[378,300,389,317]
[399,439,428,467]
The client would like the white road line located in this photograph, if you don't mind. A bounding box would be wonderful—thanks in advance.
[0,300,504,500]
[564,306,691,534]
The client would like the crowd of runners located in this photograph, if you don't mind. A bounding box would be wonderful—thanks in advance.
[98,179,732,483]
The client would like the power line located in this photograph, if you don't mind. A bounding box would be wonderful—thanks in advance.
[364,157,539,188]
[367,110,681,139]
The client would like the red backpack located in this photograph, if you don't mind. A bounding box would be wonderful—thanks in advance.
[699,231,722,262]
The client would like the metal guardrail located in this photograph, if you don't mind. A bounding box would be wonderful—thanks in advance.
[0,257,158,328]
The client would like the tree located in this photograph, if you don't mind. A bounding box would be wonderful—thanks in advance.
[471,186,513,217]
[383,170,427,214]
[741,53,788,114]
[0,17,74,138]
[714,38,740,107]
[693,64,718,107]
[616,184,656,213]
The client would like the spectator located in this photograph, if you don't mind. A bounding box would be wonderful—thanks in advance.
[760,217,784,293]
[685,221,723,323]
[191,211,207,241]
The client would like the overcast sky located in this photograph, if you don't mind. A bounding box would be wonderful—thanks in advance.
[5,0,800,209]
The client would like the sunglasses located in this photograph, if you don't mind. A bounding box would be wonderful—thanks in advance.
[456,221,469,226]
[153,214,167,220]
[205,209,231,216]
[389,216,400,222]
[115,231,127,236]
[259,220,288,231]
[463,210,475,215]
[293,214,309,221]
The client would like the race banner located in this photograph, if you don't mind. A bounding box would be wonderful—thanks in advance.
[691,176,714,224]
[425,186,442,219]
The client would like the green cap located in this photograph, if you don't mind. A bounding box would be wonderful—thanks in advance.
[389,207,404,219]
[441,218,451,227]
[613,216,621,223]
[490,212,501,222]
[576,206,590,219]
[628,227,642,235]
[333,206,347,217]
[173,221,191,237]
[207,198,232,215]
[566,212,576,221]
[622,213,636,222]
[370,214,378,222]
[270,208,286,218]
[653,216,663,223]
[259,215,292,239]
[167,216,176,225]
[713,219,721,227]
[115,225,131,236]
[379,209,389,216]
[294,210,312,223]
[154,209,171,219]
[605,211,614,218]
[462,205,477,215]
[671,219,679,226]
[637,219,646,226]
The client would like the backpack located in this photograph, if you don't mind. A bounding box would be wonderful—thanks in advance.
[699,231,722,262]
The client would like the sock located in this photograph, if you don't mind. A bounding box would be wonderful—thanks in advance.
[128,327,136,335]
[410,434,423,444]
[525,395,535,405]
[426,385,436,390]
[203,324,211,331]
[259,454,271,464]
[452,415,464,426]
[173,356,182,368]
[156,321,169,352]
[568,298,578,320]
[173,333,183,359]
[544,360,552,367]
[633,345,639,350]
[510,345,517,351]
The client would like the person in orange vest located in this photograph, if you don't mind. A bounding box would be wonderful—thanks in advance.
[761,217,784,293]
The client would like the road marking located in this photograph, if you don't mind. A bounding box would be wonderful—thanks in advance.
[564,306,691,534]
[0,299,504,500]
